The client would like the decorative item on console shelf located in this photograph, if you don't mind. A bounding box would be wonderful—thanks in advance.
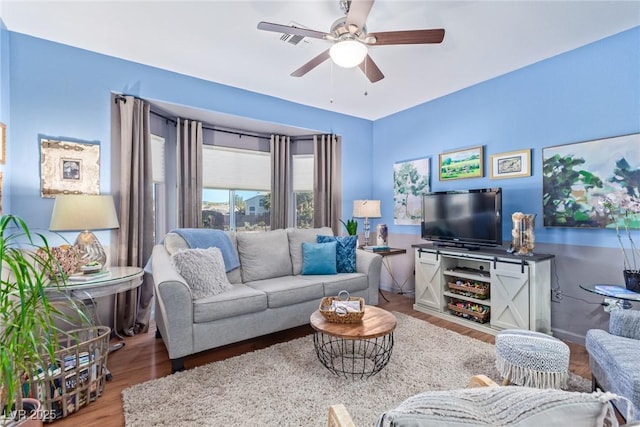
[447,298,490,324]
[511,212,536,256]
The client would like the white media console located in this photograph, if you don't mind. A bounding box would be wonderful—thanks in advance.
[413,245,554,335]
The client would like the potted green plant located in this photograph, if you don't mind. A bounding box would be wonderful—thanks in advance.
[0,215,83,426]
[339,218,358,236]
[599,194,640,291]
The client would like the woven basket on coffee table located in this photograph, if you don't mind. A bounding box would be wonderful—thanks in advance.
[319,290,365,323]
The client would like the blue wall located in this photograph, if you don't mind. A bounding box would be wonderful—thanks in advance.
[4,26,639,253]
[7,32,373,232]
[373,26,640,249]
[0,20,10,214]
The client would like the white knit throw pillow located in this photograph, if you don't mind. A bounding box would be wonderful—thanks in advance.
[171,247,233,299]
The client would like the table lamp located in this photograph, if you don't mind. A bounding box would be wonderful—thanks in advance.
[353,200,381,246]
[49,194,120,267]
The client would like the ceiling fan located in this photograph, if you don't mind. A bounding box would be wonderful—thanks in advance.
[257,0,445,83]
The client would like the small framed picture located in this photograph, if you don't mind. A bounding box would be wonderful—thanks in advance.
[40,138,100,197]
[0,122,6,164]
[490,149,531,179]
[439,146,483,181]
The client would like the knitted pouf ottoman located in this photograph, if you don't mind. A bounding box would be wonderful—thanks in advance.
[495,329,570,389]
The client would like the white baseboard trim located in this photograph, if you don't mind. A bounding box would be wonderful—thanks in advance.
[552,328,586,345]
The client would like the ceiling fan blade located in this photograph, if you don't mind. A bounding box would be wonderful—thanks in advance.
[358,55,384,83]
[345,0,374,33]
[291,49,331,77]
[367,29,445,45]
[257,21,330,40]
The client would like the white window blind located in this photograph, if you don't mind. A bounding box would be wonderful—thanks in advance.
[203,145,270,191]
[150,134,165,183]
[293,154,313,192]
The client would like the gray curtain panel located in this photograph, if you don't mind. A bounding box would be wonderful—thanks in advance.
[313,134,342,235]
[270,134,291,230]
[114,95,155,334]
[176,118,203,228]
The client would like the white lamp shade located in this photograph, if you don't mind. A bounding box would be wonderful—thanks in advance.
[50,194,120,231]
[353,200,381,218]
[330,40,368,68]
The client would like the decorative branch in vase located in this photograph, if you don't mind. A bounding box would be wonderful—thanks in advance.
[599,193,640,291]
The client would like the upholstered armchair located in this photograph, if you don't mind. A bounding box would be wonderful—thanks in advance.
[586,308,640,421]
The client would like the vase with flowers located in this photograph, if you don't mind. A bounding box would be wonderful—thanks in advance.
[599,194,640,292]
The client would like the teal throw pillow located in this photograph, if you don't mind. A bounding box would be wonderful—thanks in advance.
[302,241,337,275]
[317,235,357,273]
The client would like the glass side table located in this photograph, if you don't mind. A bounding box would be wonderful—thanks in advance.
[579,283,638,309]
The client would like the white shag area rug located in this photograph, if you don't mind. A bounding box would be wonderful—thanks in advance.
[122,313,590,426]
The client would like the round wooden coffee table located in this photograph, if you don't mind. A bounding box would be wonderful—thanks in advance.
[310,306,397,379]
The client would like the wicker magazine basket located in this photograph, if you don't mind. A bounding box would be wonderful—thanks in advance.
[22,326,111,422]
[319,290,365,323]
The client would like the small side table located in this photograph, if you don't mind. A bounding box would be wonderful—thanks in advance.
[57,267,143,381]
[65,266,144,340]
[579,283,637,310]
[370,248,409,300]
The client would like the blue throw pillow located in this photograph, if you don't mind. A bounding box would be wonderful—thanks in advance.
[302,241,337,275]
[317,235,357,273]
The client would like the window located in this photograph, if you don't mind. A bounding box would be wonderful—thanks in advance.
[150,134,167,242]
[293,154,314,228]
[202,146,271,231]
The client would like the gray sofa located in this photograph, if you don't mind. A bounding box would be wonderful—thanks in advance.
[151,227,382,372]
[585,309,640,421]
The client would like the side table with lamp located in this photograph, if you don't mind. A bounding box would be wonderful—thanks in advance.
[49,194,141,348]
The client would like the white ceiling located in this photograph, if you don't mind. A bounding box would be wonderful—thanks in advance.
[2,0,640,123]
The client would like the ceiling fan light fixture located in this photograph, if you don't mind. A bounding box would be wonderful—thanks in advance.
[329,39,368,68]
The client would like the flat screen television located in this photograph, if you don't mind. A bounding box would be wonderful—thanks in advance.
[421,188,502,249]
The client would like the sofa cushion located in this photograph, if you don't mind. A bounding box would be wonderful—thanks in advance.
[170,248,234,299]
[302,241,337,275]
[322,273,369,296]
[236,229,292,282]
[245,276,325,308]
[287,227,334,275]
[193,283,268,323]
[317,235,357,273]
[376,386,620,427]
[165,231,242,284]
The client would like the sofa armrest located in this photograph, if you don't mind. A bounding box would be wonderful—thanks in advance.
[151,244,194,360]
[609,309,640,340]
[356,249,382,305]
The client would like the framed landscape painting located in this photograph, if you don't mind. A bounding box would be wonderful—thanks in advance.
[439,146,483,181]
[542,133,640,228]
[393,157,430,225]
[490,149,531,179]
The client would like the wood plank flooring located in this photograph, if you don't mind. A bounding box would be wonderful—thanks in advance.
[52,291,591,427]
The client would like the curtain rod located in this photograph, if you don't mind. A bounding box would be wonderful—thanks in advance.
[117,94,317,141]
[149,108,315,142]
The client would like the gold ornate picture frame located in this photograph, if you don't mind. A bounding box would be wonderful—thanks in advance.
[40,138,100,198]
[490,149,532,179]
